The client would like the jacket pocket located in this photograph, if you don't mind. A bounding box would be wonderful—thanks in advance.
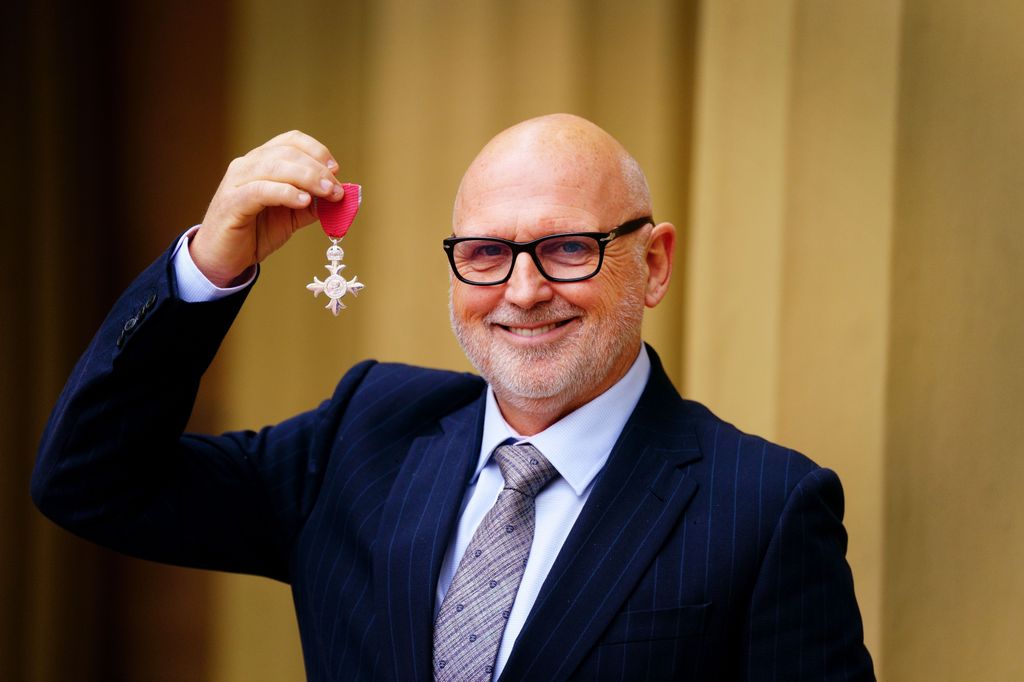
[600,603,711,644]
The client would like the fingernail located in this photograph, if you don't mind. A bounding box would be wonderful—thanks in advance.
[327,158,339,171]
[298,191,311,203]
[333,184,345,198]
[320,178,333,193]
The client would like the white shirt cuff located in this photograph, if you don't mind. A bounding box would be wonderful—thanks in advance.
[171,226,257,302]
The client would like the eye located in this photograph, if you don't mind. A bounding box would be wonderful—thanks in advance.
[557,241,586,254]
[454,241,510,270]
[473,243,506,258]
[539,236,597,262]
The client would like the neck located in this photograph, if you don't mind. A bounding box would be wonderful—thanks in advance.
[492,395,571,436]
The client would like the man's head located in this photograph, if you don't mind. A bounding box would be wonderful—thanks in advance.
[448,114,675,434]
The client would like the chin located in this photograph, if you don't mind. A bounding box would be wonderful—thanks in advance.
[455,327,629,412]
[488,358,585,402]
[449,279,647,413]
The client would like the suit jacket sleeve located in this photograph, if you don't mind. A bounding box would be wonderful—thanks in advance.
[741,466,875,680]
[31,242,373,582]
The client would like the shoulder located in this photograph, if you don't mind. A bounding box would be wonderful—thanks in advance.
[683,398,823,498]
[343,360,485,403]
[641,349,822,492]
[639,348,824,500]
[322,359,486,432]
[670,401,850,579]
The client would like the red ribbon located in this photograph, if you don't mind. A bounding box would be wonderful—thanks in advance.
[316,183,362,239]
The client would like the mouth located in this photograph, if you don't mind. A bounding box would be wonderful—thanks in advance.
[497,318,577,338]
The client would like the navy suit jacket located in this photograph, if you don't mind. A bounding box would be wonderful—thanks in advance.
[33,246,874,680]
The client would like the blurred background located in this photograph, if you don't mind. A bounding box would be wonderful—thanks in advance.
[2,0,1022,679]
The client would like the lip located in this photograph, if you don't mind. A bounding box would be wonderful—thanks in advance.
[493,317,579,341]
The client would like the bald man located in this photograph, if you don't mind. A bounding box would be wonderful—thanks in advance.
[33,115,874,680]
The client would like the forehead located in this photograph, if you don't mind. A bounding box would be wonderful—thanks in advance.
[454,152,626,240]
[455,187,611,240]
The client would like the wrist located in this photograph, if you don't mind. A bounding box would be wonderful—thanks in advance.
[189,227,248,287]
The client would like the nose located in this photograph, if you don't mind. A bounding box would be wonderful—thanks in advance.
[503,252,554,308]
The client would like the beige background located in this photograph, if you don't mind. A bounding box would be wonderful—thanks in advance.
[4,1,1022,680]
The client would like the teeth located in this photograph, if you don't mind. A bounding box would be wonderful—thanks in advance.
[506,323,557,337]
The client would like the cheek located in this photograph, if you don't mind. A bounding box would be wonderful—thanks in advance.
[567,269,630,316]
[591,254,646,309]
[452,283,500,322]
[555,284,602,316]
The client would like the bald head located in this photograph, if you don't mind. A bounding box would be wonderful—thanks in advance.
[453,114,651,232]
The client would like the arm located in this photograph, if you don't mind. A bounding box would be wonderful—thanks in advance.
[31,249,378,579]
[741,467,876,680]
[31,131,360,581]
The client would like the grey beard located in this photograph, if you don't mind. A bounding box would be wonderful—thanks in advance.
[449,288,645,407]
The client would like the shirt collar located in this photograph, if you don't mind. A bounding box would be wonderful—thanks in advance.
[474,345,651,496]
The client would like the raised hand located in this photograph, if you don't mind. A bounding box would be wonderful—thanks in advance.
[190,130,344,286]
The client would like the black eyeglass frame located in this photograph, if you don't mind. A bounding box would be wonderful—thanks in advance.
[442,216,653,286]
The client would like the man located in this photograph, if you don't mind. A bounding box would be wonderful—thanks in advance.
[33,115,874,680]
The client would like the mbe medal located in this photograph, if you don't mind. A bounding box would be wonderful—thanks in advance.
[307,183,365,315]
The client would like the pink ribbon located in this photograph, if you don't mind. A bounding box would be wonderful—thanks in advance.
[316,183,362,239]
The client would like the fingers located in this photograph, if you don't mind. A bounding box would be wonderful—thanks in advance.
[210,130,344,226]
[234,179,313,214]
[248,154,345,200]
[192,131,342,284]
[234,139,344,201]
[259,129,339,173]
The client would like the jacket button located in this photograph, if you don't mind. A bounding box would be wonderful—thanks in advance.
[144,293,157,311]
[123,316,138,333]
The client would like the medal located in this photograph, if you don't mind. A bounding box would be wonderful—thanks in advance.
[306,183,365,315]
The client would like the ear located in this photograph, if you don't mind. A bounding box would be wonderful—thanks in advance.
[644,222,676,308]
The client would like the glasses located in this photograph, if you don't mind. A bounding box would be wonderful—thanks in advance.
[443,216,652,286]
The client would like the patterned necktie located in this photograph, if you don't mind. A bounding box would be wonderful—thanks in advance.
[433,443,558,681]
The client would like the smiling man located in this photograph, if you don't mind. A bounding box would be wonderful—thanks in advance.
[33,115,875,680]
[448,117,673,435]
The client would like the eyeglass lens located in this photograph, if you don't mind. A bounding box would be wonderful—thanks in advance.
[451,235,602,284]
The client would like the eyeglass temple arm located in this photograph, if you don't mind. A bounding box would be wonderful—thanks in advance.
[600,216,655,242]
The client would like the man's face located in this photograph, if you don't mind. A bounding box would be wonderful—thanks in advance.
[449,164,649,417]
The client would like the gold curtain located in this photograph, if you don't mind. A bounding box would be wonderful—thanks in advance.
[688,1,1024,678]
[6,1,1024,680]
[2,2,230,679]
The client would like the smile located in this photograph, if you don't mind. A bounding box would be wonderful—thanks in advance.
[499,319,575,337]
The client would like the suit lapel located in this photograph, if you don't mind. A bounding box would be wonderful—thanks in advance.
[500,351,703,681]
[373,391,487,681]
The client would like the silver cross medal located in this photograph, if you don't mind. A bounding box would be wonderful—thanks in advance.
[306,184,365,316]
[306,239,365,315]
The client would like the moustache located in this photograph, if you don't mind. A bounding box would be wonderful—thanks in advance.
[484,301,585,327]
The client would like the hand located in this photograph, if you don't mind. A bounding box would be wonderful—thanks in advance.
[190,130,345,286]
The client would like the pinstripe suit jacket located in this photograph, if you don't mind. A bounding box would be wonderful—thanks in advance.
[33,247,874,680]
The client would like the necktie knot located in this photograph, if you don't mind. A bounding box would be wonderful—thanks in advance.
[493,443,557,498]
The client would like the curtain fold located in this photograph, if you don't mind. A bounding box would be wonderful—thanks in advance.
[3,2,229,679]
